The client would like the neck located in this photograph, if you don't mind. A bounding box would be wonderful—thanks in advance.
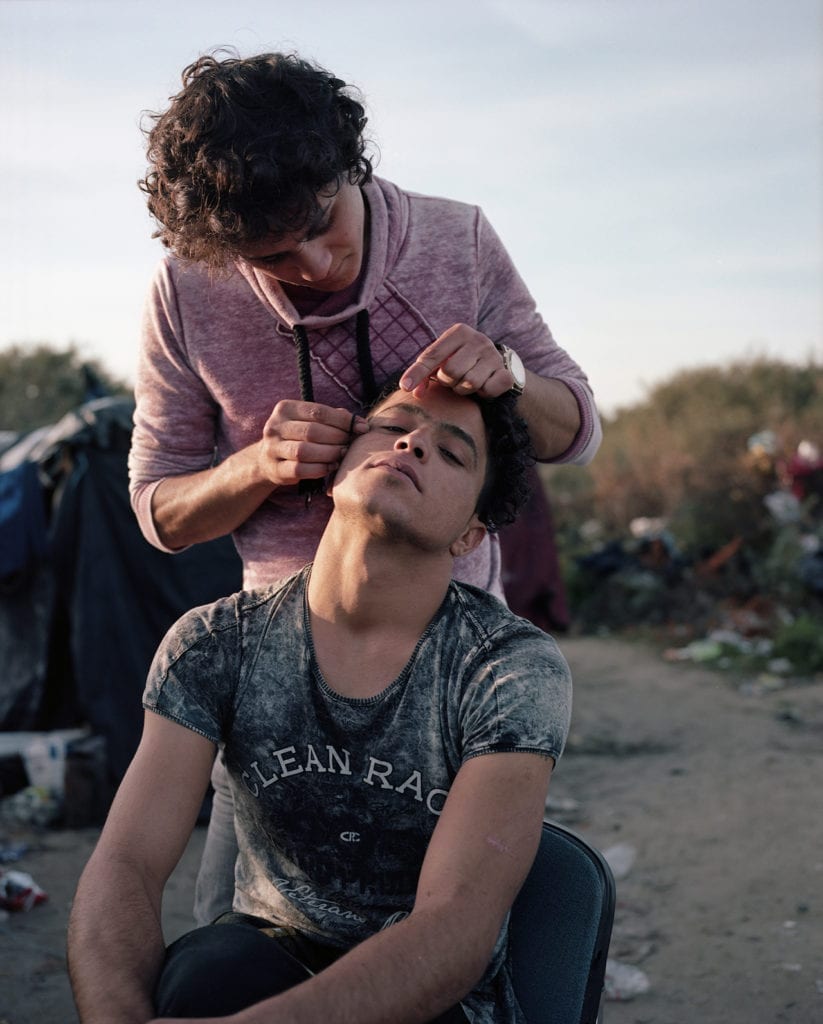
[308,516,453,635]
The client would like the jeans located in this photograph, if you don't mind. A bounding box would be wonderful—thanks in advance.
[155,913,468,1022]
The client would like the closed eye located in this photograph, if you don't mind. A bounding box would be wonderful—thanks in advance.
[241,212,333,267]
[439,447,464,466]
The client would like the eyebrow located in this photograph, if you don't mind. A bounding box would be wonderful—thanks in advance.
[369,402,480,467]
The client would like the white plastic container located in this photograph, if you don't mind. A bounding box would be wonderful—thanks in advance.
[21,730,87,798]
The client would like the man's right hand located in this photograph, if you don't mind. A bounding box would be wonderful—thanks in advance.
[259,400,369,488]
[150,401,369,550]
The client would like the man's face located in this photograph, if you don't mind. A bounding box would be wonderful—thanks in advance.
[236,181,365,292]
[331,384,489,554]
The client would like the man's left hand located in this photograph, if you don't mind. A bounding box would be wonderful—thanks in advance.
[400,324,514,398]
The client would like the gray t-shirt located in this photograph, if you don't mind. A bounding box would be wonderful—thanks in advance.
[144,565,572,1023]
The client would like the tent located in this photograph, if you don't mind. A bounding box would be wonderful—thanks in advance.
[0,397,241,786]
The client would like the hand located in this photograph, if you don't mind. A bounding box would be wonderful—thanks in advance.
[399,324,514,399]
[259,400,368,488]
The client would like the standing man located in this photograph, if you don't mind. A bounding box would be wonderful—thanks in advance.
[71,383,572,1024]
[128,50,600,921]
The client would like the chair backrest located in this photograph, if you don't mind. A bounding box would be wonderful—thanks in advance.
[509,820,615,1024]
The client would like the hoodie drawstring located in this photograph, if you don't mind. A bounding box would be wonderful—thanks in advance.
[293,309,376,504]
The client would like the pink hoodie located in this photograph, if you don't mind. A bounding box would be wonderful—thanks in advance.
[129,177,601,593]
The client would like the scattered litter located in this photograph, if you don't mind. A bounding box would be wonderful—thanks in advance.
[739,674,787,697]
[664,638,724,663]
[0,870,48,912]
[0,786,60,827]
[763,490,801,525]
[748,429,779,456]
[0,840,29,864]
[603,842,637,880]
[776,705,805,727]
[629,517,667,540]
[604,958,651,1000]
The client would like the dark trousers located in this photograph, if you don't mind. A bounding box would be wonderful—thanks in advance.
[155,915,468,1022]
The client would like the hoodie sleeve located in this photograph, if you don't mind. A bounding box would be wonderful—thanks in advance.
[128,260,221,552]
[475,210,602,465]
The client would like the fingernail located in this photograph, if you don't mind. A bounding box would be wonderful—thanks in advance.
[399,375,413,390]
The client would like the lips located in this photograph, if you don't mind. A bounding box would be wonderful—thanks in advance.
[370,458,421,491]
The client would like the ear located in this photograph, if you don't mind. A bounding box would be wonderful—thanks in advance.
[449,515,487,559]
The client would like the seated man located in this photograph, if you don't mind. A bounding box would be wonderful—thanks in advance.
[67,381,572,1024]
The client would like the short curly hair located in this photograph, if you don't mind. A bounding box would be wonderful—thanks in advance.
[138,50,373,268]
[368,380,535,533]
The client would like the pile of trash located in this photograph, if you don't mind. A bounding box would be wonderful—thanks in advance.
[0,728,111,921]
[566,433,823,679]
[0,728,112,830]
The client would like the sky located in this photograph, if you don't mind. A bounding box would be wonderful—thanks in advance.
[1,0,821,415]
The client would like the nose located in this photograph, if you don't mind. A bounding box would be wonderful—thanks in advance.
[295,240,333,282]
[394,427,429,460]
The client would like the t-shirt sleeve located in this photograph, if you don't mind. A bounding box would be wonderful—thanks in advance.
[457,627,572,764]
[142,597,242,744]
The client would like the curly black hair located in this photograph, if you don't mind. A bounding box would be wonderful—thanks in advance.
[474,391,535,532]
[138,50,373,268]
[368,378,535,533]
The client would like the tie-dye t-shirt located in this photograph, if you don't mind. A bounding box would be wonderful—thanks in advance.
[143,565,572,1023]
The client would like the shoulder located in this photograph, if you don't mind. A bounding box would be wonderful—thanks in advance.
[375,175,482,231]
[444,582,567,666]
[154,570,306,672]
[148,254,249,303]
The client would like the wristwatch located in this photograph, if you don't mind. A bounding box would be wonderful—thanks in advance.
[497,345,526,396]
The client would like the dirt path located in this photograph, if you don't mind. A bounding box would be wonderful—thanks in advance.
[2,636,821,1023]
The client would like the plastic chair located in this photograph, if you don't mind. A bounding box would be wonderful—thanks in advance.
[509,820,616,1024]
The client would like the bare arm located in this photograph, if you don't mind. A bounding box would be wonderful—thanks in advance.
[399,325,583,460]
[68,713,215,1024]
[151,751,552,1024]
[151,401,368,549]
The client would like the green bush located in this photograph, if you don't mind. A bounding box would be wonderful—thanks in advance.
[772,615,823,674]
[0,343,131,432]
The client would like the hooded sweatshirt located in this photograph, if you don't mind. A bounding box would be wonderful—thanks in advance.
[129,177,601,593]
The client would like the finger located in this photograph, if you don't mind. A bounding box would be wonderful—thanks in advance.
[288,460,340,480]
[274,459,340,486]
[270,401,366,435]
[268,439,347,466]
[474,365,514,398]
[429,337,508,394]
[267,416,367,445]
[432,351,484,389]
[400,333,467,391]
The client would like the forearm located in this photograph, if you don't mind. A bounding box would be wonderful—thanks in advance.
[152,442,275,549]
[68,852,166,1024]
[517,372,583,460]
[231,904,493,1024]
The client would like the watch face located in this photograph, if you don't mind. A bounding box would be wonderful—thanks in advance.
[507,348,526,391]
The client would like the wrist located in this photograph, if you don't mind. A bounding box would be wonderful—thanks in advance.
[495,344,526,396]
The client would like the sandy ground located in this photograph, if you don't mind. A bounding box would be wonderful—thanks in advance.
[1,634,822,1024]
